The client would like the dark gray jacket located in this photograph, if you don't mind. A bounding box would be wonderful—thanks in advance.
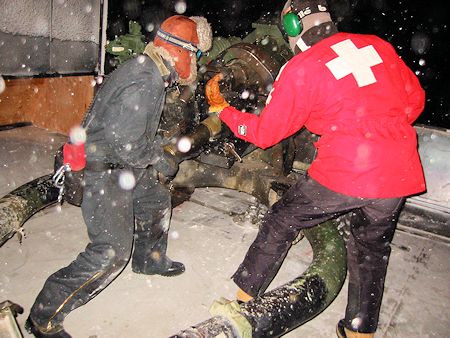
[85,54,178,176]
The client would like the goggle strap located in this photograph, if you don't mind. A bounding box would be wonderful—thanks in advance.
[156,29,199,54]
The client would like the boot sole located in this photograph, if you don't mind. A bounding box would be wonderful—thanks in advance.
[25,317,72,338]
[132,268,185,277]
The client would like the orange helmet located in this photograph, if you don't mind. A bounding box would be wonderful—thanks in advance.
[154,15,212,80]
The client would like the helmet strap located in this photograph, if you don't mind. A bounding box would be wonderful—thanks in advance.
[288,12,337,53]
[301,21,337,45]
[294,37,310,52]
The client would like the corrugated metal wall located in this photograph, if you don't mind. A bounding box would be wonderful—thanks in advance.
[0,0,101,76]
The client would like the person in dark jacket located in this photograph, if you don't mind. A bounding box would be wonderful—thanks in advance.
[205,1,425,337]
[25,15,212,338]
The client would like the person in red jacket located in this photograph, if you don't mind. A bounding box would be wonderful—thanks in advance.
[205,0,426,337]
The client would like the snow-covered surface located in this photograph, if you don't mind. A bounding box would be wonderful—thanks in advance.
[1,126,449,337]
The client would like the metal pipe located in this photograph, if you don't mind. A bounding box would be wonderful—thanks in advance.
[0,174,59,246]
[99,0,109,77]
[170,220,347,338]
[164,115,222,158]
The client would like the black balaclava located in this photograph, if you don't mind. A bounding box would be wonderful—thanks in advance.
[282,0,338,54]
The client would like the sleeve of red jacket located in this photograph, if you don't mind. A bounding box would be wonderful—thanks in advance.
[219,66,310,149]
[398,57,426,124]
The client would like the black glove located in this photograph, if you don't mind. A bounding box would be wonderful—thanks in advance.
[153,151,179,179]
[177,145,204,162]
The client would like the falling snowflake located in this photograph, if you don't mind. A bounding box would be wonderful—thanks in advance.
[175,1,187,14]
[177,137,192,153]
[69,126,87,145]
[119,171,136,190]
[0,76,5,94]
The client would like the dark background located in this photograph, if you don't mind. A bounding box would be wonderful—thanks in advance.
[107,0,449,129]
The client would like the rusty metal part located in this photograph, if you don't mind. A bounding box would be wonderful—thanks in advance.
[173,150,296,206]
[215,42,282,92]
[223,142,243,162]
[201,115,222,137]
[0,300,24,338]
[164,115,222,158]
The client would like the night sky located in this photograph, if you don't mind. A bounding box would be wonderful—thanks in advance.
[108,0,449,129]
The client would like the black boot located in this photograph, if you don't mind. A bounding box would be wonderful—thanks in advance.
[25,316,72,338]
[336,320,347,338]
[132,257,185,277]
[153,260,185,277]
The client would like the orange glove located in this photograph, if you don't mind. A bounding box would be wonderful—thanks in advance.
[205,73,230,113]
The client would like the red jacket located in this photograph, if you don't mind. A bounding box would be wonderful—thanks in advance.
[220,32,426,198]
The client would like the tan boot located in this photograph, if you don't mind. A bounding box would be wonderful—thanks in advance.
[336,320,375,338]
[236,288,253,303]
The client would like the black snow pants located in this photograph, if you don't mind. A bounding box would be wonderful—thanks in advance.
[30,167,172,331]
[232,174,405,333]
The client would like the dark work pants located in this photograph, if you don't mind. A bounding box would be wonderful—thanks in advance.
[30,167,171,331]
[232,174,405,333]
